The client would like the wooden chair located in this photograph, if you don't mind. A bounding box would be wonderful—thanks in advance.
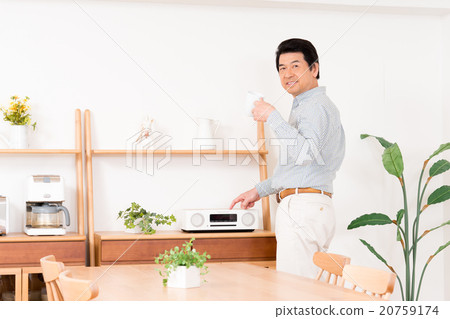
[340,264,396,300]
[58,270,99,301]
[40,255,65,301]
[313,251,350,286]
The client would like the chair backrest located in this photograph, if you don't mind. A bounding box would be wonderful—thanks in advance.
[313,251,351,286]
[40,255,64,301]
[340,264,396,300]
[58,270,99,301]
[40,255,65,301]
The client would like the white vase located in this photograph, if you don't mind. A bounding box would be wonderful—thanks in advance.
[0,125,28,149]
[124,227,143,234]
[193,118,220,150]
[167,266,201,288]
[124,218,143,233]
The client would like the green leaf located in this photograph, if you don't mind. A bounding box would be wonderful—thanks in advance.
[429,159,450,177]
[347,213,394,230]
[427,185,450,206]
[396,209,405,225]
[428,143,450,160]
[428,220,450,233]
[396,209,405,241]
[360,134,393,148]
[397,229,402,242]
[360,239,396,273]
[382,143,404,178]
[433,240,450,256]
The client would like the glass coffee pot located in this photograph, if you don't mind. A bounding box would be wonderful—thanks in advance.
[26,203,70,228]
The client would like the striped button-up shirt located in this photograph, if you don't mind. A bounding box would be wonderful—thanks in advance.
[255,86,345,197]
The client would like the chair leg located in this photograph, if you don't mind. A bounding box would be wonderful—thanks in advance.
[315,269,324,281]
[45,283,54,301]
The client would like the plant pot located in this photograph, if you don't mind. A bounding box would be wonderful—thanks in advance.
[0,125,28,149]
[167,266,201,288]
[124,218,143,233]
[124,227,142,234]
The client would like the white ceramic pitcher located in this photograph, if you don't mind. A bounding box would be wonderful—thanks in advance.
[194,118,220,150]
[0,125,28,149]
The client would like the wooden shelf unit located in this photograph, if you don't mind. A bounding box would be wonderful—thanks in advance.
[21,267,42,301]
[0,109,86,268]
[84,109,272,266]
[0,149,79,154]
[0,267,21,301]
[94,230,276,266]
[0,232,85,242]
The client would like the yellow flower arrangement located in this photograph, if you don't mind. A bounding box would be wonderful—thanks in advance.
[1,96,36,130]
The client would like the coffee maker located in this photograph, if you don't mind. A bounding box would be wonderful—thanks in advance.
[24,175,70,236]
[0,196,8,236]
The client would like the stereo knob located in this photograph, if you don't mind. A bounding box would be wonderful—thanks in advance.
[242,212,255,227]
[191,213,204,228]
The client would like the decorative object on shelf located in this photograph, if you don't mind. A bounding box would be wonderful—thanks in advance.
[0,96,37,149]
[155,238,211,288]
[193,118,220,150]
[25,175,70,236]
[134,115,154,145]
[0,195,9,235]
[117,202,176,234]
[347,134,450,301]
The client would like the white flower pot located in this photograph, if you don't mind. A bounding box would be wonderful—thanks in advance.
[124,218,143,233]
[124,227,142,234]
[167,266,201,288]
[0,125,28,149]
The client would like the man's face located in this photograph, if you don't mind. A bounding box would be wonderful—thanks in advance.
[278,52,318,97]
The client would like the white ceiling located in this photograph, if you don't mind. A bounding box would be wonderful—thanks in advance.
[89,0,450,15]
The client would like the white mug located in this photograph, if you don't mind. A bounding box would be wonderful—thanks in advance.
[245,91,264,117]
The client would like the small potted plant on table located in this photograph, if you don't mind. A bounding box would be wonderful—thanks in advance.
[155,238,211,288]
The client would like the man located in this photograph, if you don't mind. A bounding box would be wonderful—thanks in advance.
[229,38,345,278]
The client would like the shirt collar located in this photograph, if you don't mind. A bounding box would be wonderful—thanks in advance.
[293,86,326,107]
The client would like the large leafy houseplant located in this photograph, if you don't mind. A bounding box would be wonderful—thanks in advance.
[117,202,176,234]
[155,238,211,287]
[348,135,450,301]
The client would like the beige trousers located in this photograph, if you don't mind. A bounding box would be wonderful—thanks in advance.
[275,193,336,278]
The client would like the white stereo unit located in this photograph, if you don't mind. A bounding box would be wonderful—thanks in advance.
[179,209,259,232]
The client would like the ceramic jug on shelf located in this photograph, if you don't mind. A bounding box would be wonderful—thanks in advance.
[0,125,28,149]
[193,118,220,150]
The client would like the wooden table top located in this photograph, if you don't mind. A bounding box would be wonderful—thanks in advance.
[68,262,379,301]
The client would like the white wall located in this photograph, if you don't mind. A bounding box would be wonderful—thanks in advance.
[0,0,448,300]
[443,14,450,301]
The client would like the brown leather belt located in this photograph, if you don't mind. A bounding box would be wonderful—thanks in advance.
[276,187,332,203]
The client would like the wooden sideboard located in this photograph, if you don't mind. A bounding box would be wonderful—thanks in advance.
[0,233,85,267]
[94,230,276,266]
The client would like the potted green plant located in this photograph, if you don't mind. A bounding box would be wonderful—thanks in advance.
[117,202,176,234]
[155,238,211,288]
[347,134,450,300]
[0,96,37,149]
